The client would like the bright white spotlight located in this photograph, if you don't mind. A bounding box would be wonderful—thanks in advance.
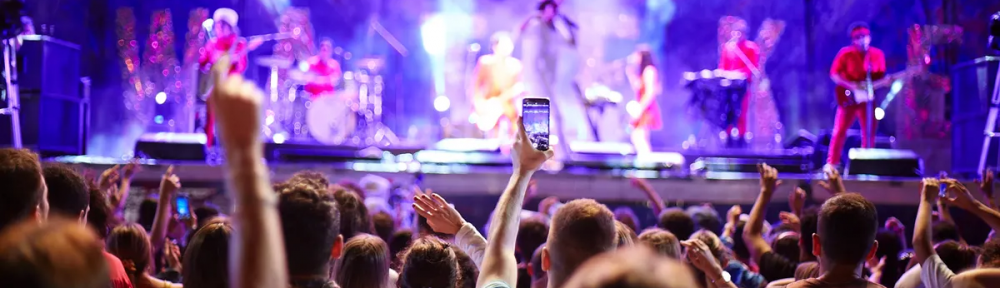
[421,15,447,56]
[298,61,310,72]
[273,133,287,144]
[434,95,451,112]
[202,19,214,32]
[890,80,904,94]
[155,92,167,104]
[625,100,640,118]
[874,107,885,120]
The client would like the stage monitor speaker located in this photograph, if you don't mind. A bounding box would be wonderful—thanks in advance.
[952,57,999,176]
[845,148,923,177]
[0,36,85,155]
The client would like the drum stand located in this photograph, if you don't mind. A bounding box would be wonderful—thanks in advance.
[354,70,398,146]
[0,38,21,148]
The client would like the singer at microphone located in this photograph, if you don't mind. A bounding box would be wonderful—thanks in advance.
[824,22,886,172]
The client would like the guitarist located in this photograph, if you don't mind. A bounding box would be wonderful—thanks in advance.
[826,22,886,170]
[472,32,524,139]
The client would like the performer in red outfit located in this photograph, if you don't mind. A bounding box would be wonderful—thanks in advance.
[627,46,662,154]
[302,39,343,98]
[197,8,263,147]
[718,17,760,145]
[826,23,886,168]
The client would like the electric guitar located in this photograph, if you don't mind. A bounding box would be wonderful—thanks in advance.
[474,84,525,132]
[835,67,922,106]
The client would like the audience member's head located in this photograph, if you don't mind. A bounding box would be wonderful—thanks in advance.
[544,199,616,288]
[0,218,109,288]
[799,207,819,262]
[687,205,722,235]
[874,229,905,287]
[931,220,962,244]
[193,206,221,229]
[106,223,152,284]
[518,216,549,261]
[336,234,390,288]
[657,208,695,241]
[183,219,232,288]
[389,229,414,270]
[43,165,90,221]
[814,193,879,268]
[562,246,697,288]
[772,232,801,265]
[453,246,479,288]
[333,189,372,240]
[613,207,639,233]
[399,237,459,288]
[638,228,681,259]
[691,230,727,263]
[0,148,47,231]
[371,211,395,243]
[278,183,343,277]
[86,186,112,240]
[530,245,547,281]
[979,238,1000,268]
[137,199,158,232]
[287,170,330,191]
[934,240,978,273]
[615,220,637,247]
[731,219,750,261]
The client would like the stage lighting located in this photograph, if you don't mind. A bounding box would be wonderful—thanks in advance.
[434,95,450,112]
[990,12,1000,52]
[874,107,885,120]
[155,92,167,104]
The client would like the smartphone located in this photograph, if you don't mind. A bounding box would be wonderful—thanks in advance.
[176,196,190,218]
[521,98,550,151]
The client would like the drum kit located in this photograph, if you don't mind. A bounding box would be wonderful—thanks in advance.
[257,54,398,147]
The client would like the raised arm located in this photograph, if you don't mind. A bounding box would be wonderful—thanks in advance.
[111,160,139,213]
[211,54,287,288]
[743,163,781,264]
[817,167,846,196]
[630,177,666,217]
[477,117,553,288]
[979,170,997,211]
[941,179,1000,234]
[149,165,180,251]
[414,190,488,267]
[913,178,939,264]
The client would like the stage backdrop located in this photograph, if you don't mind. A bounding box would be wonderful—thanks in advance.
[21,0,1000,168]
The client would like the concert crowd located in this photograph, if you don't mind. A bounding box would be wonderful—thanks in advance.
[2,56,1000,288]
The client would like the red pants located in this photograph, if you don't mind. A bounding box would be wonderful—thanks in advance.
[827,103,877,165]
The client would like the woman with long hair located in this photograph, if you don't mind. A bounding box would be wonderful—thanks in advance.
[105,223,182,288]
[627,46,662,154]
[183,219,232,288]
[336,234,391,288]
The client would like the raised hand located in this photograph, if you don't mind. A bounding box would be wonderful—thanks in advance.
[817,167,846,195]
[681,239,725,281]
[757,163,782,193]
[978,170,996,209]
[413,190,466,235]
[779,211,801,232]
[98,164,120,191]
[122,158,140,179]
[160,166,181,196]
[789,187,806,215]
[209,54,264,151]
[921,178,940,202]
[512,116,555,175]
[726,205,742,224]
[164,240,182,271]
[884,217,905,235]
[941,179,977,211]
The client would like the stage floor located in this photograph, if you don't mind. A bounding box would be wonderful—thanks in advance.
[50,154,932,206]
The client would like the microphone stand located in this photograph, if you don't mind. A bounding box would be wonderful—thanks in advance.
[864,47,875,148]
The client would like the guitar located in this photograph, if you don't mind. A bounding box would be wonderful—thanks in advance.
[474,84,525,132]
[836,67,922,106]
[198,32,293,99]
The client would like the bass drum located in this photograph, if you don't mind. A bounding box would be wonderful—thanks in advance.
[307,94,356,145]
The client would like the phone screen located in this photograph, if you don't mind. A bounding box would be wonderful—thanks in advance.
[522,98,550,151]
[176,196,190,217]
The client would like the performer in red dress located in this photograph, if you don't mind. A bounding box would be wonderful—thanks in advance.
[303,39,343,98]
[627,46,662,154]
[826,22,886,169]
[718,17,760,145]
[197,8,262,147]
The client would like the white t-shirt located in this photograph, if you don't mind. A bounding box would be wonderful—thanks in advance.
[894,265,922,288]
[920,255,956,288]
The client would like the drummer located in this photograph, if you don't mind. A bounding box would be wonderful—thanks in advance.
[303,38,343,99]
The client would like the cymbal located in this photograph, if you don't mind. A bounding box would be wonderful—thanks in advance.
[256,56,293,68]
[356,57,385,70]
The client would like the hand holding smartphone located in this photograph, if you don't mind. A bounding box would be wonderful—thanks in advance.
[521,98,550,151]
[176,195,191,218]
